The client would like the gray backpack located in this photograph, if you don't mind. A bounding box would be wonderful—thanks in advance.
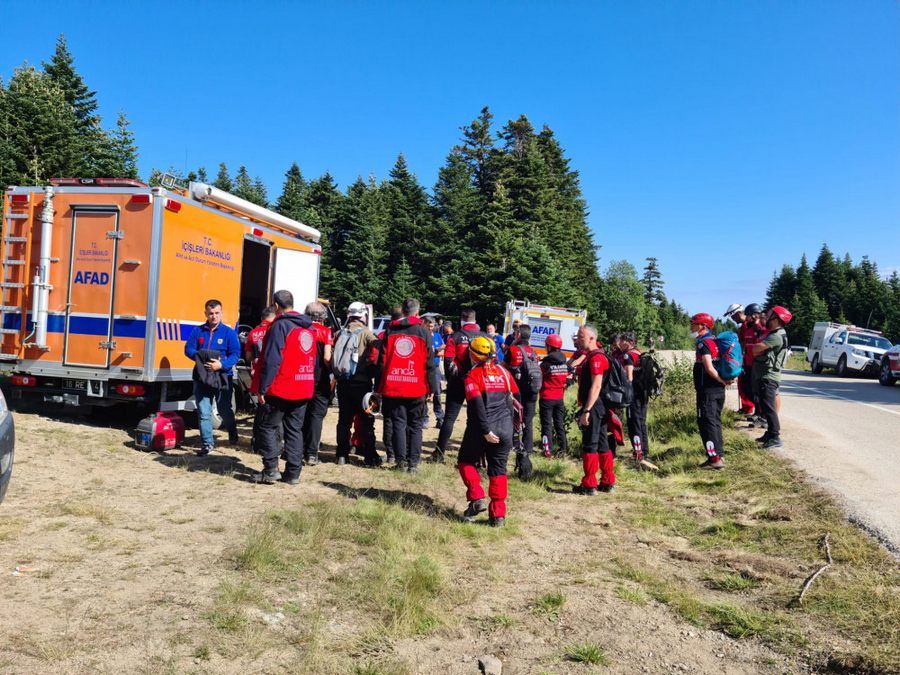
[332,327,365,380]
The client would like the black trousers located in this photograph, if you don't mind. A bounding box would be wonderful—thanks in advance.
[258,395,307,479]
[758,378,780,437]
[459,425,512,477]
[303,389,330,459]
[429,367,444,423]
[581,404,609,454]
[627,395,650,456]
[696,389,725,458]
[382,396,427,466]
[336,381,377,461]
[539,398,567,455]
[436,384,465,454]
[519,394,536,455]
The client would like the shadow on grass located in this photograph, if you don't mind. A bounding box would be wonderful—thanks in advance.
[151,451,260,481]
[320,481,460,521]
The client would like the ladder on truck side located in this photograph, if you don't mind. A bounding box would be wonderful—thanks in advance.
[0,193,36,362]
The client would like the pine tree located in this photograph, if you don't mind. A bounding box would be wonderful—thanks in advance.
[275,162,308,221]
[642,257,665,304]
[812,244,847,321]
[233,166,267,205]
[42,34,98,128]
[331,178,387,311]
[305,172,345,301]
[883,272,900,342]
[106,111,138,178]
[790,255,829,345]
[213,162,233,192]
[251,176,268,207]
[458,106,498,198]
[598,261,655,341]
[383,153,433,283]
[766,265,797,309]
[196,166,208,182]
[2,66,80,184]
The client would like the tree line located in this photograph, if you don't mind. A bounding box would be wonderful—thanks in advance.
[2,36,728,350]
[766,245,900,345]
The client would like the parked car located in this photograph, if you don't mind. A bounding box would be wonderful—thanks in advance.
[879,344,900,387]
[0,389,14,504]
[807,322,892,377]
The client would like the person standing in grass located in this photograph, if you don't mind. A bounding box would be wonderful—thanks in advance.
[691,312,732,470]
[751,306,793,450]
[539,333,569,457]
[457,336,519,527]
[573,325,615,495]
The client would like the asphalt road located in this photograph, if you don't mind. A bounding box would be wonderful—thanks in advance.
[764,369,900,552]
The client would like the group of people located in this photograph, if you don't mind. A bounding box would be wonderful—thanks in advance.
[183,292,792,525]
[690,303,793,470]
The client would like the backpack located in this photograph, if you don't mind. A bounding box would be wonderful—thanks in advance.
[517,347,543,396]
[332,326,366,380]
[714,331,743,380]
[636,351,665,400]
[601,349,633,409]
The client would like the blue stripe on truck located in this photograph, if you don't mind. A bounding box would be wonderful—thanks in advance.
[2,314,147,338]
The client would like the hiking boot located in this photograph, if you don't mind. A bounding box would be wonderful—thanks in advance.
[573,484,598,496]
[304,454,319,466]
[228,428,240,445]
[762,437,784,450]
[251,470,282,485]
[336,456,347,466]
[281,475,300,486]
[196,443,213,457]
[701,458,726,470]
[756,433,771,444]
[394,461,408,472]
[598,483,616,493]
[427,451,445,464]
[462,498,487,522]
[407,464,418,474]
[364,455,383,468]
[489,517,505,528]
[385,453,394,464]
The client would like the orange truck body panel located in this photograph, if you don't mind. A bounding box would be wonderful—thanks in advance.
[0,184,320,405]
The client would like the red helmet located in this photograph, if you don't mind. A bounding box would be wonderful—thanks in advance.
[768,306,793,325]
[545,334,563,349]
[690,313,714,329]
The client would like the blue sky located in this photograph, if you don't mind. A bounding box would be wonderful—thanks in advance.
[3,1,898,317]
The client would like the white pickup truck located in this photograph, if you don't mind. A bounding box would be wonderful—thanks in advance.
[807,322,892,377]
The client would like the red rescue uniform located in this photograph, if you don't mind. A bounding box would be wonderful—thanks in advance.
[578,349,615,489]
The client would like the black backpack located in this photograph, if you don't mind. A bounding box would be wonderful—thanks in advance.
[636,351,665,400]
[518,347,543,396]
[601,349,633,409]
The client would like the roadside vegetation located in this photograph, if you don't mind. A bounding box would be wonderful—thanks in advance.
[203,356,899,673]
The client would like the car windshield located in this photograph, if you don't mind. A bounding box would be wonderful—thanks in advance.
[847,333,891,350]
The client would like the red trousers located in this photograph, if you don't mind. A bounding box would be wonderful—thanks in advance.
[737,371,754,414]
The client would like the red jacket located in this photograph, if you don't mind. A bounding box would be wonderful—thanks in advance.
[540,350,568,400]
[737,320,766,366]
[258,312,317,401]
[247,319,272,395]
[464,361,519,435]
[378,315,434,398]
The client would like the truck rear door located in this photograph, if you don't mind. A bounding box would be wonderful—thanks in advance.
[63,208,119,368]
[272,247,320,313]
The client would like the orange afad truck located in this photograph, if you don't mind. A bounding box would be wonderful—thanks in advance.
[0,177,322,414]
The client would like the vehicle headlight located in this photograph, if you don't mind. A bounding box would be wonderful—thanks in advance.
[851,349,866,358]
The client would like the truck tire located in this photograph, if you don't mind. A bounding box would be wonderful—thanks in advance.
[836,355,848,378]
[879,359,897,387]
[811,353,823,374]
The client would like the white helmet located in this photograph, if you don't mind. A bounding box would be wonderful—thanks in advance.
[362,392,380,415]
[347,301,367,320]
[724,303,744,318]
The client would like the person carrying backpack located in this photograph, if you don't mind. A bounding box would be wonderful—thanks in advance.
[504,324,542,475]
[333,301,381,466]
[691,312,734,470]
[618,332,653,466]
[751,306,793,449]
[573,325,616,494]
[539,333,569,457]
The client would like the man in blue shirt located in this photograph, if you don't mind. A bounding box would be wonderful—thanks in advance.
[487,323,504,362]
[425,317,445,428]
[184,299,241,455]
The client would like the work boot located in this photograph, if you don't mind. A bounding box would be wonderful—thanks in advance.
[364,454,383,468]
[281,474,300,486]
[572,485,598,496]
[394,460,408,472]
[407,464,418,474]
[304,454,319,466]
[228,427,240,445]
[488,517,506,528]
[462,498,487,523]
[598,483,616,493]
[251,469,282,485]
[428,450,445,464]
[756,433,771,444]
[763,437,784,450]
[701,458,726,470]
[196,443,213,457]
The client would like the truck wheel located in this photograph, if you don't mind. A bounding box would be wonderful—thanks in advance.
[811,353,823,374]
[836,355,848,378]
[879,359,897,387]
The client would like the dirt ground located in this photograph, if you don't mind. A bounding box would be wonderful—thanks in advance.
[1,404,811,674]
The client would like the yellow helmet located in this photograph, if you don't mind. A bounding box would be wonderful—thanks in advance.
[469,336,496,363]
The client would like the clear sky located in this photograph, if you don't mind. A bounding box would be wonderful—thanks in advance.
[3,1,898,317]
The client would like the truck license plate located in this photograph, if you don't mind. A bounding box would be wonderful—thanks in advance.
[64,379,87,391]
